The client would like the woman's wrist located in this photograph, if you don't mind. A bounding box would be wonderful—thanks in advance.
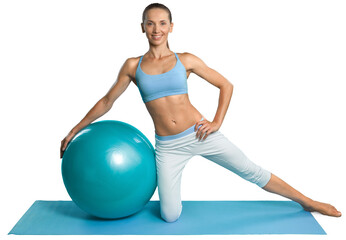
[212,118,222,126]
[70,126,81,135]
[212,120,222,130]
[71,119,90,135]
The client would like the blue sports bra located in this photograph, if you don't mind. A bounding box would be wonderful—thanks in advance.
[135,52,188,103]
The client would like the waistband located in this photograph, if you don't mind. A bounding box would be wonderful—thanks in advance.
[155,117,204,141]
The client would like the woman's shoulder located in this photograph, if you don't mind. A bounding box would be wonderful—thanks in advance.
[177,52,204,64]
[123,55,142,67]
[176,52,204,70]
[176,51,195,59]
[120,55,143,72]
[116,55,143,80]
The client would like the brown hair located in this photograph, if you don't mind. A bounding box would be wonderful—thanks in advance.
[142,3,172,49]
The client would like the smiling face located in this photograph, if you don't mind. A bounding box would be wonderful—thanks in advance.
[141,8,173,47]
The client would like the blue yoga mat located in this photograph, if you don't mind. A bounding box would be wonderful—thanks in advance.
[9,200,325,235]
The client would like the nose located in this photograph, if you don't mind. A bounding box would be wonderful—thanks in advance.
[153,25,158,33]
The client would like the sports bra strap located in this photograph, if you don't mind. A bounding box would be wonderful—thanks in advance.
[138,55,144,64]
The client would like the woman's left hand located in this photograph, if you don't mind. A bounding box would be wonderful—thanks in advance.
[194,119,220,141]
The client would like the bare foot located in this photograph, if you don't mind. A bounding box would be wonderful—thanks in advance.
[302,200,342,217]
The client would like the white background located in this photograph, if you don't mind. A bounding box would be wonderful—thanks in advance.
[1,0,345,239]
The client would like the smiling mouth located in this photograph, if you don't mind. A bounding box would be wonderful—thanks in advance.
[152,35,162,40]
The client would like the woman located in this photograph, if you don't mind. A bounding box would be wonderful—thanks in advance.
[60,3,341,222]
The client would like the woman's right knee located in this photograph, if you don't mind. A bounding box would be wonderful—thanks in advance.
[160,204,182,223]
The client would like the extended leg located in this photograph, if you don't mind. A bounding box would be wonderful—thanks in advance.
[198,131,271,188]
[263,174,342,217]
[198,131,342,217]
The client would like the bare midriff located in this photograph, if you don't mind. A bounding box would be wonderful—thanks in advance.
[144,93,203,136]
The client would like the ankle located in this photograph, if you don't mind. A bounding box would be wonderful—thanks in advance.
[301,198,314,208]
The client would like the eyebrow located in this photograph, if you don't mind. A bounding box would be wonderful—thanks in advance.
[147,19,168,22]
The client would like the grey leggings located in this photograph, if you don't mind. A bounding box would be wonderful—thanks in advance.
[155,124,272,223]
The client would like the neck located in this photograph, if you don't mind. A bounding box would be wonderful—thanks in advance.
[147,44,172,59]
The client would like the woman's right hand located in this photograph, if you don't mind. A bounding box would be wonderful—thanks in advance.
[60,131,76,159]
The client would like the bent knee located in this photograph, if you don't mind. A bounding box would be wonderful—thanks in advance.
[161,205,182,223]
[161,211,181,223]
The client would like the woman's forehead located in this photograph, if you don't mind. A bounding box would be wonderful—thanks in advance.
[145,8,169,21]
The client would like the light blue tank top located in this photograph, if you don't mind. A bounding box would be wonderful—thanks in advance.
[135,52,188,103]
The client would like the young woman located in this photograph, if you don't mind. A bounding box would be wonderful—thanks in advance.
[60,3,341,222]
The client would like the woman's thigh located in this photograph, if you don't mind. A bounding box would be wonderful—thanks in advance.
[155,146,193,221]
[194,131,271,187]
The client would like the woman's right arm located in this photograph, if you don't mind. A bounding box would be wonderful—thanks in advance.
[60,58,135,158]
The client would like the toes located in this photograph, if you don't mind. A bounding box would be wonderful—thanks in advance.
[334,209,342,217]
[330,205,342,217]
[328,205,342,217]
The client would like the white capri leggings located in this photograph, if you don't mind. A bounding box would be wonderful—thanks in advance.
[154,118,272,223]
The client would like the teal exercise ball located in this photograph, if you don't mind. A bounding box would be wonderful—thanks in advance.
[61,120,157,219]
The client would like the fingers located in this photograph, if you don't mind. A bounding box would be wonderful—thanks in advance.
[196,121,211,141]
[60,139,66,159]
[202,129,210,140]
[60,137,70,159]
[194,119,205,132]
[60,132,76,159]
[194,119,219,141]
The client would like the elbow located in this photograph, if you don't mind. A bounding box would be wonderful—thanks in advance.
[221,81,233,91]
[219,81,233,96]
[226,79,233,88]
[228,82,234,89]
[102,96,113,110]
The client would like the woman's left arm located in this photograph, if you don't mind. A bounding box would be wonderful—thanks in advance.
[182,52,234,140]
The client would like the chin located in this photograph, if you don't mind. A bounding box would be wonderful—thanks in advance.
[149,40,165,46]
